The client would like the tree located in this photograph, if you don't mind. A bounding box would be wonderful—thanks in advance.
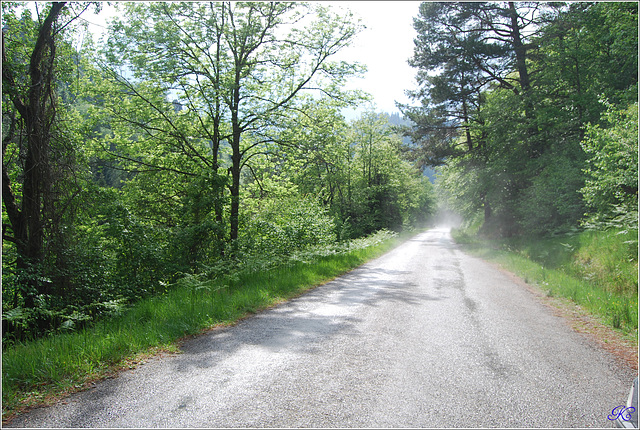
[2,2,99,308]
[405,2,637,237]
[401,1,545,165]
[534,2,638,142]
[243,105,436,239]
[101,1,364,247]
[268,98,353,211]
[3,2,66,310]
[2,2,108,339]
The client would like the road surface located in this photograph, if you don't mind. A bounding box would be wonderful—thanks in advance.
[6,228,635,427]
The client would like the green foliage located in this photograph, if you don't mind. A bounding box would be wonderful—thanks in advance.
[99,1,366,244]
[435,160,484,223]
[2,3,434,346]
[515,146,587,236]
[581,102,638,229]
[245,104,436,240]
[2,2,102,341]
[340,111,436,236]
[240,195,337,261]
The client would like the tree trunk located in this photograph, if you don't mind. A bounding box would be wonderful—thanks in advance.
[212,1,226,254]
[508,2,531,94]
[229,140,241,243]
[2,2,66,309]
[462,98,473,152]
[229,77,242,244]
[508,2,538,154]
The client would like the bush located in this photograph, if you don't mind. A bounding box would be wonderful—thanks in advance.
[240,195,336,260]
[581,101,638,230]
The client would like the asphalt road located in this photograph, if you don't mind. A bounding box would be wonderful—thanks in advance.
[6,228,635,428]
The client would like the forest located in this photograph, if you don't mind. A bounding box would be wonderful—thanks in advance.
[400,1,638,340]
[1,1,638,343]
[2,2,435,343]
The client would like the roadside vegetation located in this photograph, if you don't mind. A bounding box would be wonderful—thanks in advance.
[2,229,410,420]
[2,3,435,344]
[2,2,435,420]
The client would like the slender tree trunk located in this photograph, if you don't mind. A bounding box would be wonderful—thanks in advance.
[212,1,225,254]
[484,199,492,225]
[462,99,473,152]
[229,141,241,243]
[229,78,242,243]
[509,2,531,94]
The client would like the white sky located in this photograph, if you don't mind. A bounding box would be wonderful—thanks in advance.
[77,1,421,116]
[326,1,421,115]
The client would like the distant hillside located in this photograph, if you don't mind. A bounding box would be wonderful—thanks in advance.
[384,111,437,183]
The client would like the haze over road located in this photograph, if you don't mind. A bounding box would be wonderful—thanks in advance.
[6,228,635,428]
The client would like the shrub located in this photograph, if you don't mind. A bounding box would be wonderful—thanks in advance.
[581,101,638,230]
[240,195,336,259]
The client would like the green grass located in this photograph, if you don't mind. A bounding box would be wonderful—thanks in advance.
[2,229,407,420]
[452,226,638,337]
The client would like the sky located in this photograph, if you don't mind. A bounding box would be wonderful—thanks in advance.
[78,1,422,116]
[323,1,422,115]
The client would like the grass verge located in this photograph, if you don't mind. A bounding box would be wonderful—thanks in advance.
[452,226,638,342]
[2,230,408,421]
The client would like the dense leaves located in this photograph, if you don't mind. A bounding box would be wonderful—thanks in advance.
[581,102,639,230]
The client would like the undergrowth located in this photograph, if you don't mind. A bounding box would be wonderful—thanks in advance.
[2,229,403,421]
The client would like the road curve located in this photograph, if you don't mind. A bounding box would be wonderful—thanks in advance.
[6,228,635,428]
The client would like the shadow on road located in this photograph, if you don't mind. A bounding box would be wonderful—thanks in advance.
[173,262,443,375]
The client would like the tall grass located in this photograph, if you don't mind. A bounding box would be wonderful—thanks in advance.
[452,227,638,336]
[2,230,403,420]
